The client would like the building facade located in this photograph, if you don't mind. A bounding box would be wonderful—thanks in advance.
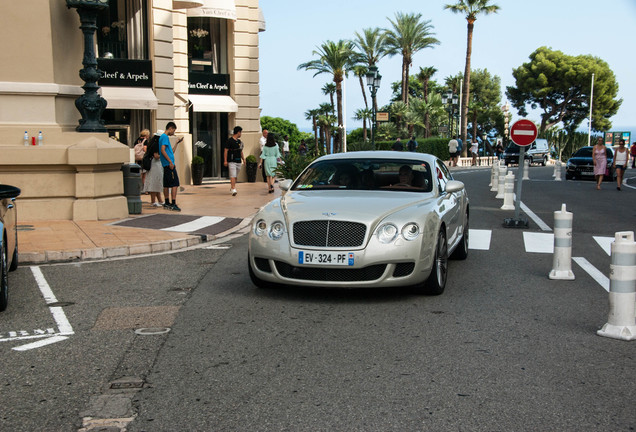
[0,0,264,221]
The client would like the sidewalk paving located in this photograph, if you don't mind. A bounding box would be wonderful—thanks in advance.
[18,180,280,265]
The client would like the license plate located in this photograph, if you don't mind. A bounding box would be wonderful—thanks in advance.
[298,251,354,266]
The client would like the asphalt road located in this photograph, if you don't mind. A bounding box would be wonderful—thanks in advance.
[1,166,634,431]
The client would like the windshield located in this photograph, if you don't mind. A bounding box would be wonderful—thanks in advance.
[505,144,520,152]
[292,158,433,192]
[573,147,593,158]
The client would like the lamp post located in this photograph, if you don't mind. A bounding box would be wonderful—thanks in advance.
[66,0,109,132]
[502,101,510,146]
[365,65,381,150]
[441,90,459,138]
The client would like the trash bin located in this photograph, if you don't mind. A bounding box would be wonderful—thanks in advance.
[121,163,142,214]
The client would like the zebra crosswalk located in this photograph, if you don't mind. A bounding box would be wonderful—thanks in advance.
[114,214,243,237]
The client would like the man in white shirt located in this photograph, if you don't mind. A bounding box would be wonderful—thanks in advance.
[282,135,290,157]
[448,136,459,167]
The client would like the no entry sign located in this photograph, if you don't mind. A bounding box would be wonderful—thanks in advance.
[510,119,538,146]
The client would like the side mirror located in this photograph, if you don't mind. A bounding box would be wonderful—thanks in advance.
[278,179,293,191]
[0,184,21,200]
[445,180,464,194]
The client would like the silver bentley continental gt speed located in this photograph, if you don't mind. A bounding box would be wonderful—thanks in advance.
[248,151,469,295]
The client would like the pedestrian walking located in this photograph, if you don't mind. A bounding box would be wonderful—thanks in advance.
[134,129,150,187]
[630,141,636,169]
[224,126,246,196]
[259,133,282,194]
[160,122,183,211]
[407,136,418,152]
[298,139,308,156]
[259,129,268,182]
[592,136,607,190]
[613,139,628,191]
[470,139,479,166]
[282,135,290,157]
[143,131,163,207]
[448,136,459,166]
[392,137,403,151]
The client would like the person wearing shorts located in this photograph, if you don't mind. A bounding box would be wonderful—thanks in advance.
[160,121,183,211]
[224,126,246,196]
[613,139,628,191]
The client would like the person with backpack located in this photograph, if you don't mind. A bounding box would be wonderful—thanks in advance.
[134,129,150,187]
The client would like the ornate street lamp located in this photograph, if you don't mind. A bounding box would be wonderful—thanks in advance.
[365,65,381,150]
[66,0,109,132]
[441,90,459,138]
[502,101,511,145]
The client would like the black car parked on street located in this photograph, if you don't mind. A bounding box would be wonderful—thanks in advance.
[565,146,614,180]
[1,184,21,312]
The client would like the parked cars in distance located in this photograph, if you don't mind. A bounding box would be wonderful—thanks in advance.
[503,138,551,166]
[1,184,21,312]
[248,151,469,295]
[565,146,615,180]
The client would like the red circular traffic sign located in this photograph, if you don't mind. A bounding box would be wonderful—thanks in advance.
[509,119,538,146]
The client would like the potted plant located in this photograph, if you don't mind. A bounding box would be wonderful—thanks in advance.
[246,154,258,182]
[191,155,205,185]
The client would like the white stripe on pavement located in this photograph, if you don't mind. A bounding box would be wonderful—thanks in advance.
[593,236,613,256]
[13,336,69,352]
[523,232,554,253]
[573,257,610,292]
[160,216,225,233]
[468,229,491,250]
[520,201,552,231]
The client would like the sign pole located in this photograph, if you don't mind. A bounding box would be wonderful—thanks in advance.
[514,146,526,220]
[504,119,537,228]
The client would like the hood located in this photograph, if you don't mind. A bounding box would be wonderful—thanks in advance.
[567,156,593,166]
[280,190,435,224]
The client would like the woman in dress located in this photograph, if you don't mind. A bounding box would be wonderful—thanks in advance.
[259,133,281,193]
[612,139,628,191]
[134,129,150,187]
[142,131,164,206]
[592,137,607,190]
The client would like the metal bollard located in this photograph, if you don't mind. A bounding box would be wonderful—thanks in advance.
[489,159,498,188]
[522,159,530,180]
[501,172,515,210]
[597,231,636,341]
[496,166,507,199]
[549,203,575,280]
[490,160,499,192]
[554,161,562,181]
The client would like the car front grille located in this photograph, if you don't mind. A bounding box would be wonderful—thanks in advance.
[292,220,367,247]
[392,262,415,277]
[275,261,386,282]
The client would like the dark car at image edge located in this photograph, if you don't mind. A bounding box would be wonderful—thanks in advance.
[565,146,614,180]
[1,184,21,312]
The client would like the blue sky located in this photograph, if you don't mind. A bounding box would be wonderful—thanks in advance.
[258,0,636,138]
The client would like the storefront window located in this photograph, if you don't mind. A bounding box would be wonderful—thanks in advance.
[96,0,148,60]
[188,17,228,74]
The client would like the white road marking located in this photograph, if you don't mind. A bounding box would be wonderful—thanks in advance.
[523,232,554,253]
[593,236,613,256]
[520,201,552,231]
[12,336,69,352]
[573,257,610,292]
[468,229,491,250]
[160,216,225,233]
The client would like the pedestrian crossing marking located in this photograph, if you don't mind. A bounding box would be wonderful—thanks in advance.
[161,216,225,233]
[523,232,554,253]
[468,229,491,250]
[593,236,613,256]
[573,257,610,292]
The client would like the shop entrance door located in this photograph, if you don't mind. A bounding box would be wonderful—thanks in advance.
[191,111,228,179]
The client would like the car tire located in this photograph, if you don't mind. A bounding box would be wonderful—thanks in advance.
[542,156,547,166]
[248,254,275,289]
[422,229,448,295]
[1,242,8,312]
[450,215,468,260]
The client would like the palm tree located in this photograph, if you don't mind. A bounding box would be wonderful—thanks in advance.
[354,107,373,142]
[353,27,387,111]
[352,65,369,109]
[304,108,320,154]
[444,0,500,148]
[322,82,336,116]
[416,66,437,137]
[384,12,439,105]
[298,40,358,153]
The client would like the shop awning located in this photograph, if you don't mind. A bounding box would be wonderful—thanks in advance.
[173,0,204,9]
[99,87,159,110]
[187,0,236,19]
[189,94,238,112]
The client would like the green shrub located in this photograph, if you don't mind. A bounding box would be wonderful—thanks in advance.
[192,155,205,165]
[275,153,316,180]
[246,154,258,163]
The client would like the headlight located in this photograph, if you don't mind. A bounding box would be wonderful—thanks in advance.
[401,223,420,241]
[269,220,285,240]
[376,223,398,244]
[254,219,267,236]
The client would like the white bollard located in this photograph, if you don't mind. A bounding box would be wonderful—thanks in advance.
[490,161,500,192]
[549,203,575,280]
[554,161,562,181]
[489,159,498,188]
[523,159,530,180]
[501,172,515,210]
[552,160,559,178]
[495,166,507,199]
[597,231,636,341]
